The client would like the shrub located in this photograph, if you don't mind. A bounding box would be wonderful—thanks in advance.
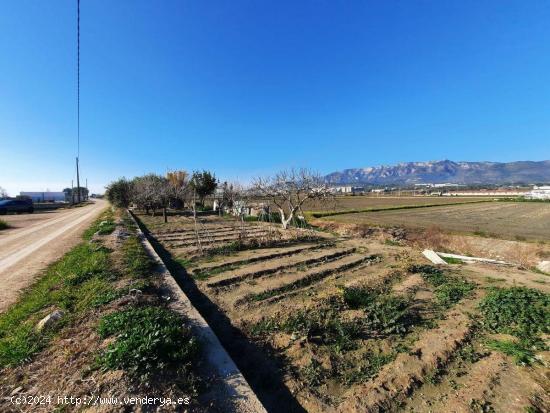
[97,306,199,380]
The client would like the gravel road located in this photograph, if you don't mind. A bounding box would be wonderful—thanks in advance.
[0,200,106,312]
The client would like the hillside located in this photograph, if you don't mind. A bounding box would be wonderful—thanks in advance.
[325,160,550,185]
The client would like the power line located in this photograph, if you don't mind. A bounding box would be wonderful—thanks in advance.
[76,0,81,203]
[77,0,80,158]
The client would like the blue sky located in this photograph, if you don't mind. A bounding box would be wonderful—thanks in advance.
[1,1,550,194]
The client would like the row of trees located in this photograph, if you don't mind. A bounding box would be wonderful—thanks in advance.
[106,170,217,223]
[106,168,333,229]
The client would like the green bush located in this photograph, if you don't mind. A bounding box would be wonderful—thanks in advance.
[97,306,199,380]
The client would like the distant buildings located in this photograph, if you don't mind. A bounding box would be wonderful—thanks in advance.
[20,192,66,202]
[527,186,550,200]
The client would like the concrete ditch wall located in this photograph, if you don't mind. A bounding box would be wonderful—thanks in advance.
[128,211,267,413]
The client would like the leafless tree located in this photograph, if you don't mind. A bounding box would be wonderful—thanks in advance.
[252,168,333,229]
[0,186,8,199]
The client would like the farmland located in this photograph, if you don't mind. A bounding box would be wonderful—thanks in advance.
[321,201,550,242]
[302,195,492,214]
[137,211,550,413]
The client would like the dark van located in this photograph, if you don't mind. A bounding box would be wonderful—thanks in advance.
[0,199,34,214]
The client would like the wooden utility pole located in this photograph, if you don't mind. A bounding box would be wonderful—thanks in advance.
[76,157,81,203]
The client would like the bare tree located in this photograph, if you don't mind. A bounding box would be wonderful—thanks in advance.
[253,168,333,229]
[0,186,8,199]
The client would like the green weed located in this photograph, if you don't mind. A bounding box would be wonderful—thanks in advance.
[479,287,549,338]
[122,236,154,278]
[336,351,395,385]
[442,256,464,264]
[97,306,199,381]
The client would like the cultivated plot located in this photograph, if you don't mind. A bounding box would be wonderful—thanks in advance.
[323,201,550,242]
[138,213,550,413]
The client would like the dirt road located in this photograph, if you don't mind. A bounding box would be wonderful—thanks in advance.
[0,200,106,312]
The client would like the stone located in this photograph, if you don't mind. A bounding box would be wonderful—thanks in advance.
[10,386,23,396]
[537,261,550,274]
[35,310,64,332]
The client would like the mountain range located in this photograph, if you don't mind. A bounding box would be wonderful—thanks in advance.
[325,160,550,185]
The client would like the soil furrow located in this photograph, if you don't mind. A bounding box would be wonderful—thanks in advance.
[206,248,357,289]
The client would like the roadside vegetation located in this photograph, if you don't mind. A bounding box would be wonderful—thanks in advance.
[0,208,203,405]
[0,219,10,230]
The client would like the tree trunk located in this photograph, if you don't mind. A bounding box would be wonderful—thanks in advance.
[163,207,167,223]
[279,208,291,229]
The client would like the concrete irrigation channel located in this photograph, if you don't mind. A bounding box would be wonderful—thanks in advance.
[128,211,267,413]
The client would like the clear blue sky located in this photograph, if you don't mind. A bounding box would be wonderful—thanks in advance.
[1,1,549,194]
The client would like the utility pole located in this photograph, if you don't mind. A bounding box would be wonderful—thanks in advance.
[76,157,81,203]
[85,178,88,200]
[71,180,74,204]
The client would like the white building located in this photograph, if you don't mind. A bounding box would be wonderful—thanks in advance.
[20,192,66,202]
[331,186,353,194]
[527,186,550,200]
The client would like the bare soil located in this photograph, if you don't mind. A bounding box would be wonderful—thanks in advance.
[138,212,550,413]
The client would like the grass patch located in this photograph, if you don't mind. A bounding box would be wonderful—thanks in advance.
[97,306,200,381]
[441,256,464,264]
[122,236,154,278]
[83,209,114,240]
[0,219,10,230]
[0,243,114,367]
[485,339,540,365]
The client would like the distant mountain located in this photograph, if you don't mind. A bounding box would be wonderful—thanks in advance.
[325,160,550,185]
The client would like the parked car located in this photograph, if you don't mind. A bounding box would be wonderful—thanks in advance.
[0,199,34,214]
